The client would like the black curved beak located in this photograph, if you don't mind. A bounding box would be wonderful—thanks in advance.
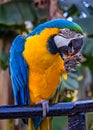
[71,38,83,55]
[58,38,83,59]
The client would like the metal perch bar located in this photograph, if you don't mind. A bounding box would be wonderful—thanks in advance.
[0,100,93,130]
[68,112,86,130]
[0,100,93,119]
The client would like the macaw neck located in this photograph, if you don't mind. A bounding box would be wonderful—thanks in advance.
[47,35,59,54]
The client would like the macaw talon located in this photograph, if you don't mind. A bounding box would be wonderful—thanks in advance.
[36,100,49,118]
[66,67,76,72]
[64,58,77,72]
[64,55,82,72]
[64,53,86,72]
[73,54,86,62]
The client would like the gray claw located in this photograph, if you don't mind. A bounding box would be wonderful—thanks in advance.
[36,100,49,118]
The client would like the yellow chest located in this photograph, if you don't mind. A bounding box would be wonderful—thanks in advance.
[23,28,67,103]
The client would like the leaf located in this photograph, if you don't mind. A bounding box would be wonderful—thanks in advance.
[0,49,9,70]
[67,4,80,17]
[62,72,79,90]
[82,38,93,56]
[0,1,36,25]
[68,72,79,79]
[59,0,93,16]
[35,8,47,19]
[73,16,93,36]
[81,38,93,70]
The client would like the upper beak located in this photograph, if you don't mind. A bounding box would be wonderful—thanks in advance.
[58,37,83,60]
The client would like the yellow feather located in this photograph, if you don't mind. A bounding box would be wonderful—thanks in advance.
[23,28,67,104]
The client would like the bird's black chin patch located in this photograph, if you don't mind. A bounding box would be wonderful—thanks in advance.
[58,46,68,58]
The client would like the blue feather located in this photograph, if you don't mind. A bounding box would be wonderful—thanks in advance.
[9,35,29,105]
[9,35,42,129]
[26,19,83,38]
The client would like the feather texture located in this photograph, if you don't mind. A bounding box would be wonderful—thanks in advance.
[10,19,83,130]
[26,19,83,38]
[23,28,67,104]
[9,35,29,105]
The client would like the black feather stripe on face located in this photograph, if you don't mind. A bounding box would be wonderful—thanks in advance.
[47,35,59,54]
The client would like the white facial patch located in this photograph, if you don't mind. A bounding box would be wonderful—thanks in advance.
[54,35,70,48]
[54,34,83,48]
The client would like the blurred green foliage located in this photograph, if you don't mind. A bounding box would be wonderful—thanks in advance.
[0,49,8,69]
[1,0,93,129]
[0,1,36,26]
[52,116,67,130]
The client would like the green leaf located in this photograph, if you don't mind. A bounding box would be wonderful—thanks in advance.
[35,8,47,19]
[67,4,80,17]
[59,0,93,16]
[52,116,67,130]
[62,72,79,90]
[73,17,93,36]
[0,1,36,25]
[81,38,93,70]
[0,49,9,70]
[82,38,93,56]
[68,72,79,79]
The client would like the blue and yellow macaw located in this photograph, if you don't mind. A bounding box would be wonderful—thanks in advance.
[9,19,83,130]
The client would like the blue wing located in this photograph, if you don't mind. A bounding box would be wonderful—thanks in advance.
[10,35,42,127]
[9,35,30,105]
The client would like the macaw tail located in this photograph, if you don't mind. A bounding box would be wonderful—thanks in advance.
[26,117,52,130]
[26,118,35,130]
[39,117,52,130]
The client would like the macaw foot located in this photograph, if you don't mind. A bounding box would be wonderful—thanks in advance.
[36,100,49,118]
[64,57,78,72]
[64,53,86,72]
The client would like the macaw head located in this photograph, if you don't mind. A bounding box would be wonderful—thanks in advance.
[53,28,83,58]
[44,19,84,59]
